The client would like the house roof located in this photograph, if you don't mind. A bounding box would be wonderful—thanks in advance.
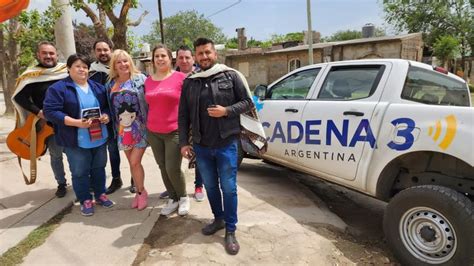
[226,32,422,56]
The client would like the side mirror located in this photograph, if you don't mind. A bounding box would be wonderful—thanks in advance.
[254,84,267,100]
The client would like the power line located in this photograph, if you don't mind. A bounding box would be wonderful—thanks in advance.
[207,0,242,18]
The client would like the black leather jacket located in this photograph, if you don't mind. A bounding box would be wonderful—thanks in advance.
[178,70,252,147]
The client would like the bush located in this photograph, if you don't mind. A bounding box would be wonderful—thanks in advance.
[469,84,474,93]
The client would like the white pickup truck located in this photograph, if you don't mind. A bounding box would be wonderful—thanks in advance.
[245,59,473,265]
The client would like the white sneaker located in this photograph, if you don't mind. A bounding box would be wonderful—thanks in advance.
[178,196,190,216]
[194,187,205,202]
[160,199,178,216]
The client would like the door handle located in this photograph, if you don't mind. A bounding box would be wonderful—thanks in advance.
[285,108,299,113]
[343,111,364,116]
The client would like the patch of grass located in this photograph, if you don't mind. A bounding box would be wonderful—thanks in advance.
[0,205,71,266]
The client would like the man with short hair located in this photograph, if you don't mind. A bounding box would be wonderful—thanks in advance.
[12,41,68,197]
[178,38,255,255]
[89,39,134,194]
[176,45,200,74]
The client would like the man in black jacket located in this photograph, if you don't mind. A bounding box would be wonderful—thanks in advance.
[12,41,68,197]
[178,38,252,255]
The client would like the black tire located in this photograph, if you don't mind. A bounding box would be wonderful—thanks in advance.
[383,185,473,265]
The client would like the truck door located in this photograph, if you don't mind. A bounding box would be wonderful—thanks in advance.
[258,67,321,165]
[297,64,387,181]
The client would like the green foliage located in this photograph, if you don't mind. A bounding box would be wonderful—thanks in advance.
[16,8,61,71]
[266,32,305,45]
[71,0,138,12]
[285,32,305,42]
[321,27,385,42]
[268,34,286,43]
[323,30,362,42]
[127,29,140,55]
[468,83,474,93]
[143,10,226,51]
[383,0,473,58]
[259,41,273,49]
[433,36,460,66]
[225,38,238,49]
[247,38,263,48]
[74,22,97,56]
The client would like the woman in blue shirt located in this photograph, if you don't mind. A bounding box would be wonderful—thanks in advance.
[44,54,114,216]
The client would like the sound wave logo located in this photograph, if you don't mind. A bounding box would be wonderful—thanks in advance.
[428,115,457,150]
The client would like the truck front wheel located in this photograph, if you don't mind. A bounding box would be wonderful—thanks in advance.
[383,185,473,265]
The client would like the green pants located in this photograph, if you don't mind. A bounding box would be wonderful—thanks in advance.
[147,130,186,201]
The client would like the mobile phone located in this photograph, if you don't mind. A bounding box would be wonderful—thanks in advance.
[208,104,217,108]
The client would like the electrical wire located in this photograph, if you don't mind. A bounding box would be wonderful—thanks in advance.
[206,0,242,18]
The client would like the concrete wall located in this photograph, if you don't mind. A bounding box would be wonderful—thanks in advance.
[400,38,424,61]
[339,41,401,60]
[227,50,324,88]
[226,54,268,89]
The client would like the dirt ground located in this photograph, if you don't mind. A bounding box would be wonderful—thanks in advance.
[134,160,398,265]
[295,173,397,265]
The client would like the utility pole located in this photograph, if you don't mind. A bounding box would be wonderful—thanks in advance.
[52,0,76,61]
[158,0,164,44]
[307,0,313,65]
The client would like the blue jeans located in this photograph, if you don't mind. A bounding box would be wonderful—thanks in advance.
[107,137,121,178]
[195,167,203,188]
[47,136,66,185]
[194,140,238,232]
[64,144,107,204]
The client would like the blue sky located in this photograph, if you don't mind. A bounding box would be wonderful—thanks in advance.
[29,0,391,41]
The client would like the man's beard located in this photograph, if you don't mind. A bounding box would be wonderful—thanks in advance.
[98,58,110,65]
[39,60,57,68]
[200,61,215,71]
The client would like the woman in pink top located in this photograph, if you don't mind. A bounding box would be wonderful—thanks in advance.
[145,44,189,216]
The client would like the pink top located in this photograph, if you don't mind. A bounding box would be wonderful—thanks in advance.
[145,71,186,133]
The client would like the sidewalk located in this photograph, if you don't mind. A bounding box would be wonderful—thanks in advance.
[0,110,175,263]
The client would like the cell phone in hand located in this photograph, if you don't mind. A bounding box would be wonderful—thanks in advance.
[208,104,217,108]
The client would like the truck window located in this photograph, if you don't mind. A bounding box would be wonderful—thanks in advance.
[317,65,384,100]
[268,68,320,100]
[401,66,469,106]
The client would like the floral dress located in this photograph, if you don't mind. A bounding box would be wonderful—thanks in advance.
[109,79,148,150]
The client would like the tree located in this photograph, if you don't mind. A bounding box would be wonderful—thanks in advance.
[323,30,362,42]
[0,9,59,115]
[285,32,305,42]
[433,36,460,69]
[268,34,286,44]
[383,0,473,73]
[71,0,149,51]
[247,38,263,48]
[322,27,385,42]
[143,10,226,51]
[0,21,18,115]
[225,37,238,49]
[73,22,96,57]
